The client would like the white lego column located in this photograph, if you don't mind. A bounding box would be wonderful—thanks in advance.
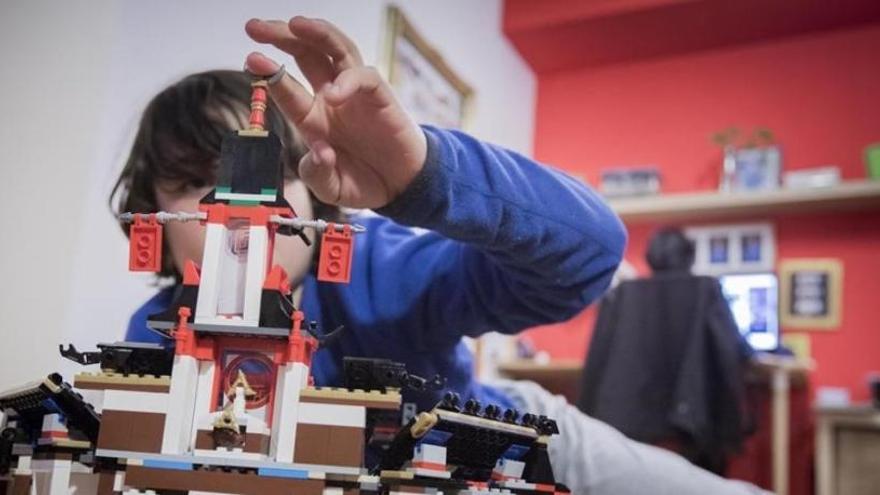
[194,222,228,324]
[270,362,309,463]
[189,359,216,448]
[241,225,269,326]
[31,459,71,495]
[39,414,68,445]
[161,354,199,454]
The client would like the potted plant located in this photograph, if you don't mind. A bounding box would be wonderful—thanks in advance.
[712,126,781,192]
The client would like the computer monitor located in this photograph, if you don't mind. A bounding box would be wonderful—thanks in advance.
[719,272,779,351]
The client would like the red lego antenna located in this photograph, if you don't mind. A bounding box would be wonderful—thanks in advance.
[248,80,268,132]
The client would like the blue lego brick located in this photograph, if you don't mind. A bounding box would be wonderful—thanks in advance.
[417,429,453,446]
[258,467,309,479]
[143,459,194,471]
[501,443,530,460]
[40,398,62,415]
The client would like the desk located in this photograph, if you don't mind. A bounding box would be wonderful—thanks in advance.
[750,354,813,495]
[815,405,880,495]
[498,355,813,494]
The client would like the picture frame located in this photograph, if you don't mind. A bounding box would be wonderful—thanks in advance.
[686,222,776,276]
[382,5,474,130]
[780,259,843,330]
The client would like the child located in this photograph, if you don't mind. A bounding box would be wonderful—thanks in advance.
[113,16,766,495]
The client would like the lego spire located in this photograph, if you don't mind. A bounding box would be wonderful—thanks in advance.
[247,80,268,132]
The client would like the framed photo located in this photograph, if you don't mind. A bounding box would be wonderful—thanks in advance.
[686,223,775,275]
[780,259,843,330]
[382,5,473,129]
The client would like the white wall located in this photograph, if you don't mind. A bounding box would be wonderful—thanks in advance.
[0,1,535,389]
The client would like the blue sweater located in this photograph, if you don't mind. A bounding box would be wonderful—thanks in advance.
[126,126,627,412]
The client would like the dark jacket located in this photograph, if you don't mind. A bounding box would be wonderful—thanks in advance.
[578,274,750,468]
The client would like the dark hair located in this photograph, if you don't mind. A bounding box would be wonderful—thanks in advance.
[646,227,695,273]
[110,69,340,279]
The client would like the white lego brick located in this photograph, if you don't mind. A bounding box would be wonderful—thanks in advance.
[195,222,227,323]
[498,479,536,491]
[297,402,365,428]
[31,459,72,495]
[193,449,265,461]
[103,390,168,415]
[161,355,199,454]
[190,360,216,448]
[272,362,308,462]
[16,455,32,470]
[242,225,269,326]
[322,487,344,495]
[41,414,66,433]
[406,467,450,479]
[114,470,126,491]
[413,444,446,466]
[492,458,525,480]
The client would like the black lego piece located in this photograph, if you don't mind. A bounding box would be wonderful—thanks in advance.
[0,426,25,475]
[0,374,101,444]
[204,131,286,206]
[60,343,173,376]
[343,357,444,393]
[521,440,557,486]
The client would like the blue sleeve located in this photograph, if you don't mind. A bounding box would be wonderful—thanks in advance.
[124,286,175,344]
[363,126,626,349]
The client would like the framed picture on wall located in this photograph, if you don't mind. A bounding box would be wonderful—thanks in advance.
[686,223,776,275]
[382,5,474,130]
[780,259,843,330]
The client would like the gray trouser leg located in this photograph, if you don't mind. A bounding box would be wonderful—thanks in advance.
[488,379,772,495]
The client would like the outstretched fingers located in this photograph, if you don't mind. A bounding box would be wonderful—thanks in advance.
[288,16,363,72]
[245,18,335,89]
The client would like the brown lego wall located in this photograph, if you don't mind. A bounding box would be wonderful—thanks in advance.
[97,411,164,453]
[125,466,325,495]
[293,424,363,467]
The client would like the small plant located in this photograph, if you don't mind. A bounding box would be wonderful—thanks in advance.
[712,126,775,149]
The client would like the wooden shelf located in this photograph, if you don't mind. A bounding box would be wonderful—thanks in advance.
[608,180,880,224]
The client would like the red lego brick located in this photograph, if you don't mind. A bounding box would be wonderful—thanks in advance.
[128,214,163,272]
[317,224,353,284]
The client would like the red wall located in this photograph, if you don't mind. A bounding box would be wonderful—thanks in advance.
[526,24,880,402]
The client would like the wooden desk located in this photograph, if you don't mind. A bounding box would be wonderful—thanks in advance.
[815,405,880,495]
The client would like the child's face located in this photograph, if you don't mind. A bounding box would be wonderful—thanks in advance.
[154,179,316,287]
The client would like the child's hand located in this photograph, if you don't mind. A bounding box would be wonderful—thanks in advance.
[245,17,427,209]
